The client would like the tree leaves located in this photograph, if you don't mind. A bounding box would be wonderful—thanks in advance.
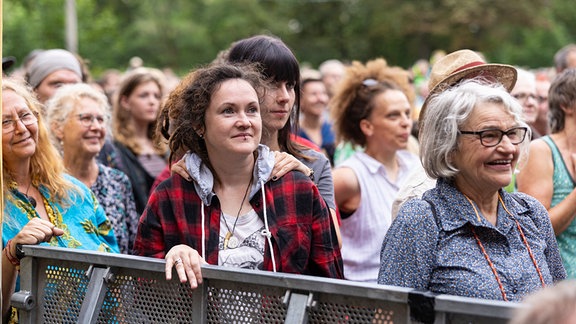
[3,0,575,76]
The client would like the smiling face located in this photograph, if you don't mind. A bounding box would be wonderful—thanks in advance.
[2,89,39,170]
[58,97,108,158]
[453,102,521,194]
[361,89,412,155]
[203,79,262,159]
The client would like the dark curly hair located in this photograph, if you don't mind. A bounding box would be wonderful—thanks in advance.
[165,63,265,182]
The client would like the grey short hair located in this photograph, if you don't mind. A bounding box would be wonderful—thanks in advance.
[319,59,345,76]
[45,83,111,152]
[420,78,530,179]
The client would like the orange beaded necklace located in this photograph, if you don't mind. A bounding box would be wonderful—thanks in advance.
[463,193,546,301]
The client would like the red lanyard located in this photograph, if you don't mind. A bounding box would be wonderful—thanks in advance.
[464,194,546,301]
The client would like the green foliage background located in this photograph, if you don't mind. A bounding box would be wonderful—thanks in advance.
[3,0,575,78]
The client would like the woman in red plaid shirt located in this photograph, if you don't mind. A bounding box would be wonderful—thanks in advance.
[133,63,343,288]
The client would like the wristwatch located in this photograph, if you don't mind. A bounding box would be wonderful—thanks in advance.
[15,243,25,260]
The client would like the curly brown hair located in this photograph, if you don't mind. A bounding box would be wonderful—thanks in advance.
[164,63,265,183]
[330,58,414,147]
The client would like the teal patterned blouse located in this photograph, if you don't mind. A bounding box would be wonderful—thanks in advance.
[543,136,576,278]
[3,174,120,254]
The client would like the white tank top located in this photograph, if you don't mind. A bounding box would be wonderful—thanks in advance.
[339,151,418,282]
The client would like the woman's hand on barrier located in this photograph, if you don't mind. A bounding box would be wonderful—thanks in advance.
[14,218,64,247]
[271,151,311,181]
[4,218,63,267]
[165,244,206,289]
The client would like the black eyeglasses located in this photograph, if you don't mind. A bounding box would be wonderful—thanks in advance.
[459,127,528,147]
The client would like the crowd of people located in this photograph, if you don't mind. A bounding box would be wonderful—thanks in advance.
[3,38,576,321]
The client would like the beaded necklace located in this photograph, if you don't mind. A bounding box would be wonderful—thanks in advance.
[463,193,546,301]
[11,181,59,228]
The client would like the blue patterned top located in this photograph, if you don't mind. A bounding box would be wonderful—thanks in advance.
[91,164,138,254]
[3,174,119,253]
[378,178,566,301]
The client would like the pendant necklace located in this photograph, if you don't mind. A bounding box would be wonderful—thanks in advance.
[223,178,252,249]
[21,181,37,208]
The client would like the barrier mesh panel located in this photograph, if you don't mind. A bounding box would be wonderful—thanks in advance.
[95,270,195,323]
[309,293,406,324]
[40,264,89,323]
[35,261,196,323]
[35,260,404,323]
[206,281,287,323]
[19,249,514,324]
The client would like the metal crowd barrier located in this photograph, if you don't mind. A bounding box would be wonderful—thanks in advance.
[12,245,520,323]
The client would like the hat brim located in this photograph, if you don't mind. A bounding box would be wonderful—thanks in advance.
[420,64,517,122]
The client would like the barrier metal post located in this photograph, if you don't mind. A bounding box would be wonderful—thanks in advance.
[12,252,38,323]
[77,266,114,323]
[283,290,316,323]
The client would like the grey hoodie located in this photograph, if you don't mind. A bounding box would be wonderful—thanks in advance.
[183,144,278,270]
[183,144,275,206]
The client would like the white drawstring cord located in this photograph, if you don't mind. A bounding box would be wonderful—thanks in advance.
[201,204,206,259]
[200,180,275,272]
[260,180,277,272]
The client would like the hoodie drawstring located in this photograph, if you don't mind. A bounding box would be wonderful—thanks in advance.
[201,204,206,259]
[260,179,277,272]
[200,181,276,272]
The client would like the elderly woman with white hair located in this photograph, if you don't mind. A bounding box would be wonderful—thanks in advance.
[46,83,138,253]
[378,79,565,301]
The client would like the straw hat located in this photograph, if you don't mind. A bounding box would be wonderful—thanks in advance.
[420,49,517,120]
